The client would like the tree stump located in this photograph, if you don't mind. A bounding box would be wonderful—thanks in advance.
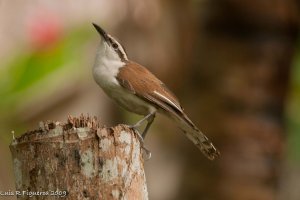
[10,115,148,200]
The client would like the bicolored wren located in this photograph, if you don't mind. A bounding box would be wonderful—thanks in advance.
[92,23,220,160]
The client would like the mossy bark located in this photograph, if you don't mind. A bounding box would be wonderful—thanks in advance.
[10,116,148,200]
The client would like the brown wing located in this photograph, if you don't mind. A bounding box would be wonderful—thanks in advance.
[117,61,220,160]
[116,61,196,128]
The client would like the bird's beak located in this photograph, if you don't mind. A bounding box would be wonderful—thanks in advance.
[92,23,109,42]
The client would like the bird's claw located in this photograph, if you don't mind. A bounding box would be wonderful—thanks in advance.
[129,126,152,160]
[129,126,144,141]
[141,146,152,160]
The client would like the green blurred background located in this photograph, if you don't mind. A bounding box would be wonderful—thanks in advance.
[0,0,300,199]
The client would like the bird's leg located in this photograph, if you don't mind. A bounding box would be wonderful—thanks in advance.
[130,112,155,129]
[142,113,155,138]
[129,112,156,160]
[130,127,152,160]
[130,112,156,138]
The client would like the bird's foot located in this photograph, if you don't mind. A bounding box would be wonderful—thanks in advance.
[129,125,144,142]
[129,126,152,160]
[141,146,152,161]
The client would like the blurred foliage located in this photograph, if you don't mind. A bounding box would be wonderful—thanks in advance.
[287,46,300,163]
[0,26,93,142]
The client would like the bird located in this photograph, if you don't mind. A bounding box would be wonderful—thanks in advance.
[92,23,220,160]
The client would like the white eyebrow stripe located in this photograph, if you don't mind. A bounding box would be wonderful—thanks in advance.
[118,45,128,60]
[153,90,181,111]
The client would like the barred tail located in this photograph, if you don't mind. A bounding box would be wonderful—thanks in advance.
[183,127,220,160]
[171,113,220,160]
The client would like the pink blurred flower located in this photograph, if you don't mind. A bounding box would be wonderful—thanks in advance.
[27,10,62,50]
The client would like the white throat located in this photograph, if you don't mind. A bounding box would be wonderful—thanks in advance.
[93,41,124,88]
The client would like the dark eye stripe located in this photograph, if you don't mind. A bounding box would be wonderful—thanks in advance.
[108,37,114,43]
[117,49,126,61]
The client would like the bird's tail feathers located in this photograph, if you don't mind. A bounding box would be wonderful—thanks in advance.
[171,113,220,160]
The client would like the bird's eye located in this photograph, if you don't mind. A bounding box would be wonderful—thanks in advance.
[112,43,118,49]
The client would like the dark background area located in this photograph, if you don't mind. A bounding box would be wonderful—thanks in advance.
[0,0,300,199]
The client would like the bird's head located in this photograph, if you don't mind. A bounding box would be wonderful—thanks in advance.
[93,23,128,62]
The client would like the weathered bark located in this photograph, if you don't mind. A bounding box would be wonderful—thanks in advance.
[10,115,148,200]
